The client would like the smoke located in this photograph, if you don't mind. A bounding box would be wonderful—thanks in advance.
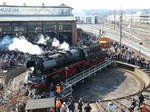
[52,38,60,47]
[37,34,51,45]
[52,38,70,50]
[9,36,43,54]
[59,42,70,50]
[0,34,70,54]
[0,35,14,49]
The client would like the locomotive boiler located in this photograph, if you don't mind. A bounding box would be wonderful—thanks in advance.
[26,43,107,88]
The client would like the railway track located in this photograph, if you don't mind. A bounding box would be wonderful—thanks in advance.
[104,23,150,49]
[78,24,150,58]
[91,68,150,112]
[78,24,150,112]
[78,24,150,48]
[1,62,150,112]
[93,89,150,112]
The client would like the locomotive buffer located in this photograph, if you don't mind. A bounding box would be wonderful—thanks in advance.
[61,58,112,99]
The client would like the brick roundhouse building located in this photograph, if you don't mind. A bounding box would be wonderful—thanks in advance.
[0,4,77,46]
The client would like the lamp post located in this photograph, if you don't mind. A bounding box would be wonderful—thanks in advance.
[119,10,123,53]
[114,9,116,30]
[139,42,143,55]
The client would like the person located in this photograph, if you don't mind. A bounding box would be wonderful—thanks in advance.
[56,84,61,97]
[68,96,73,103]
[50,83,55,97]
[48,108,55,112]
[67,96,75,112]
[128,107,134,112]
[60,102,67,112]
[138,93,144,108]
[84,103,91,112]
[56,98,62,112]
[78,98,84,112]
[32,93,36,99]
[0,93,4,106]
[24,89,29,96]
[0,83,3,91]
[121,108,125,112]
[141,103,146,112]
[68,100,75,112]
[108,101,115,112]
[130,98,136,111]
[129,105,135,112]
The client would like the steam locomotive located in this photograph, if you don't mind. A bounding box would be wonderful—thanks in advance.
[26,43,107,89]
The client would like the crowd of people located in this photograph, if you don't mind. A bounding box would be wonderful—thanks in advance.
[53,97,91,112]
[22,81,92,112]
[26,79,147,112]
[51,93,146,112]
[0,50,31,71]
[107,93,146,112]
[107,41,150,69]
[0,46,61,72]
[0,34,150,112]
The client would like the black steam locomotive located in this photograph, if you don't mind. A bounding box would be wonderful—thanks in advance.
[26,43,107,89]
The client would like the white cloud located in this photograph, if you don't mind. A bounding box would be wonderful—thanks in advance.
[0,0,150,10]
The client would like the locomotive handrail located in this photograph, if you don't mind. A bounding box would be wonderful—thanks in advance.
[67,59,111,81]
[66,58,111,82]
[65,59,112,88]
[61,59,112,99]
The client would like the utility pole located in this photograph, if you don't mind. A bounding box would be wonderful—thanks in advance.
[119,9,123,53]
[130,14,134,40]
[102,16,104,30]
[139,42,143,56]
[114,9,116,30]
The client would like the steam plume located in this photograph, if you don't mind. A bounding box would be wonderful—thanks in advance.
[59,42,70,50]
[0,35,14,49]
[37,34,51,45]
[9,36,43,54]
[52,38,70,50]
[52,38,60,47]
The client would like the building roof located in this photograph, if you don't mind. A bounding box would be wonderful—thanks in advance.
[25,97,55,110]
[0,4,72,8]
[0,4,74,21]
[0,16,76,22]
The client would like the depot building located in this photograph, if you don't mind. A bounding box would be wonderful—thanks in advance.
[0,4,77,46]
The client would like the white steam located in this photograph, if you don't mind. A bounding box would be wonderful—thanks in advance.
[37,34,50,45]
[0,34,70,54]
[9,36,43,54]
[52,38,70,50]
[0,35,13,49]
[59,42,70,50]
[52,38,60,47]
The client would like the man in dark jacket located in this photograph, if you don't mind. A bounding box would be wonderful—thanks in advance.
[131,98,136,110]
[138,93,144,108]
[78,98,84,112]
[84,103,91,112]
[68,101,75,112]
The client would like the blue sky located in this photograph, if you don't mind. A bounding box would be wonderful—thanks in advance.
[0,0,150,10]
